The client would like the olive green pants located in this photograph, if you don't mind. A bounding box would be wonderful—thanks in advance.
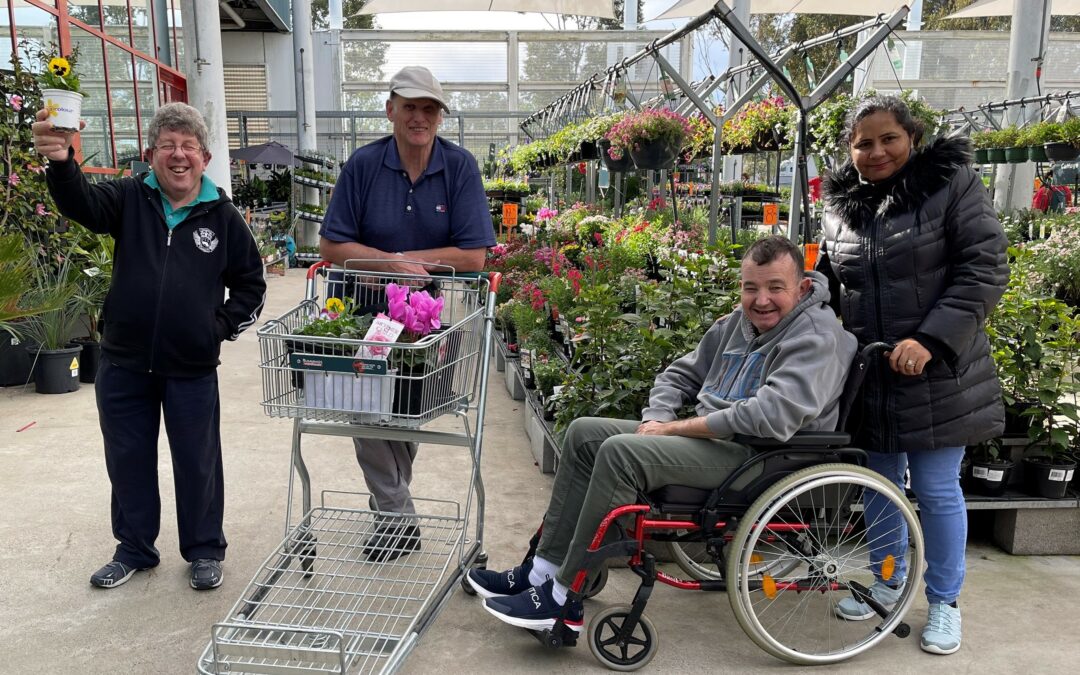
[536,417,752,586]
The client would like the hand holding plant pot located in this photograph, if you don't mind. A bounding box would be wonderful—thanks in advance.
[37,46,83,133]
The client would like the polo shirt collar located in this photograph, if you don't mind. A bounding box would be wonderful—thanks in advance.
[145,171,220,207]
[383,137,444,177]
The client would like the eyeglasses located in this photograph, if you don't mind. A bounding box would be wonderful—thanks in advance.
[154,143,203,156]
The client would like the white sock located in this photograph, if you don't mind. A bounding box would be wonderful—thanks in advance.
[550,579,568,606]
[528,555,558,586]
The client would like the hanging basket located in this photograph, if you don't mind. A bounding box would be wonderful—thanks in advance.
[1044,142,1080,162]
[972,148,989,164]
[986,148,1007,163]
[1027,145,1048,162]
[1004,146,1028,163]
[598,139,635,172]
[579,140,600,160]
[629,139,681,171]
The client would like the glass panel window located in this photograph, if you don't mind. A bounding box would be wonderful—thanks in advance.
[107,43,140,166]
[130,0,153,58]
[102,0,132,47]
[135,57,158,134]
[67,0,102,29]
[1,5,13,70]
[11,3,59,73]
[170,0,184,72]
[68,27,111,167]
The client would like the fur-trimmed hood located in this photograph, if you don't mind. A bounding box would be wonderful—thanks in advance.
[822,134,973,227]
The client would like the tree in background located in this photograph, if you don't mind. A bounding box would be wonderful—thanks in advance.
[312,0,375,30]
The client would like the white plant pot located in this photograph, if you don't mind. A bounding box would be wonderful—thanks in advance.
[42,88,84,132]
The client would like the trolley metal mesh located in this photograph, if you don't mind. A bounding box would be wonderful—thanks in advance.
[199,502,464,675]
[258,270,488,427]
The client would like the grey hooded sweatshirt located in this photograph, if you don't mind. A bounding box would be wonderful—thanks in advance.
[641,271,857,441]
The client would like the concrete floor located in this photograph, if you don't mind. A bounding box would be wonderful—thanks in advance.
[2,269,1079,675]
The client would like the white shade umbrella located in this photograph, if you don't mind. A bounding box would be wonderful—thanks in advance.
[651,0,909,21]
[358,0,616,19]
[943,0,1080,18]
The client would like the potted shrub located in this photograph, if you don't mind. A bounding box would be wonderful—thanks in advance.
[605,108,692,171]
[70,225,113,383]
[20,251,84,394]
[964,440,1015,497]
[35,44,83,133]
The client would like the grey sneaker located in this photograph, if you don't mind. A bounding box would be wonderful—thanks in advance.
[90,560,143,589]
[190,559,223,590]
[834,580,903,620]
[921,602,961,655]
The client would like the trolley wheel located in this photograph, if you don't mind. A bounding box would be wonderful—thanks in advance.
[588,605,658,672]
[299,546,316,578]
[582,566,609,599]
[726,464,924,665]
[460,563,485,596]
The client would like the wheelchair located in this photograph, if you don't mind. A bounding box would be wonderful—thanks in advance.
[468,342,925,669]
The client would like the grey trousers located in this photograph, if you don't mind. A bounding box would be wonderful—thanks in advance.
[354,438,418,515]
[537,417,752,586]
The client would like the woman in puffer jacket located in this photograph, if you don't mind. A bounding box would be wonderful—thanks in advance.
[817,95,1009,656]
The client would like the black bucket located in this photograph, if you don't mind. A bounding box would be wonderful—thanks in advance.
[0,333,34,386]
[964,459,1014,497]
[1022,456,1077,499]
[26,345,82,394]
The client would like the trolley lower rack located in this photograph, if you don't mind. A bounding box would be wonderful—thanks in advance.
[198,499,474,675]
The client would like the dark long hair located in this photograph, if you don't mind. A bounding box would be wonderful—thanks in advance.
[843,95,923,147]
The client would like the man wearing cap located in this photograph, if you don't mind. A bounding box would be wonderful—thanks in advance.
[319,66,495,561]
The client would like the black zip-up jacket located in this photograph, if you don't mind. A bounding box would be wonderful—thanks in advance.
[46,156,266,377]
[818,135,1009,453]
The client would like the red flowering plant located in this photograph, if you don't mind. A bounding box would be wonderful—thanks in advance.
[604,108,692,160]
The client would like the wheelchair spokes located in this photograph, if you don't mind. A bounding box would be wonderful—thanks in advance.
[727,464,924,665]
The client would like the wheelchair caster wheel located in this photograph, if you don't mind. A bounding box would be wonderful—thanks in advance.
[588,605,658,671]
[582,566,608,599]
[893,622,910,639]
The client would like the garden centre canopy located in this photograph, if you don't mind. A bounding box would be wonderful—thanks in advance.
[651,0,909,20]
[357,0,616,19]
[229,141,295,165]
[943,0,1080,19]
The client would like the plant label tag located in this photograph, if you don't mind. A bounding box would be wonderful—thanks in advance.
[1067,470,1075,482]
[1048,469,1069,482]
[974,466,1003,481]
[69,357,79,370]
[359,317,404,359]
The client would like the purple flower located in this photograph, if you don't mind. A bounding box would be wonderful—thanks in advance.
[7,173,19,187]
[35,203,48,216]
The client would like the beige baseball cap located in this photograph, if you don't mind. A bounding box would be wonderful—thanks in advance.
[389,66,450,113]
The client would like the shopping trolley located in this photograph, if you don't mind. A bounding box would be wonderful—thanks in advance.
[198,261,501,675]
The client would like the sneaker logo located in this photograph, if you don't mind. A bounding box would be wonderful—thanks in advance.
[506,569,516,585]
[529,586,542,610]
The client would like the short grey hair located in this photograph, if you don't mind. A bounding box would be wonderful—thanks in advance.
[146,103,209,150]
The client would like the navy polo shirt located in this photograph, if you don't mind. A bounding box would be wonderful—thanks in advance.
[320,136,495,253]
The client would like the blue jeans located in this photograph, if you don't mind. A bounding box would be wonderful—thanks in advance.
[863,447,967,605]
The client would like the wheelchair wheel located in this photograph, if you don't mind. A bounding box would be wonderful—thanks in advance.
[582,566,609,599]
[588,605,658,671]
[726,464,924,665]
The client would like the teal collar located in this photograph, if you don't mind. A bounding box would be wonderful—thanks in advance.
[146,172,220,229]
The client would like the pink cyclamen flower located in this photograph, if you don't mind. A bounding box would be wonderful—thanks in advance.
[35,203,48,216]
[385,283,409,322]
[9,95,22,111]
[7,173,19,187]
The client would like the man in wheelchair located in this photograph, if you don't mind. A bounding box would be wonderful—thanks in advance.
[468,235,858,634]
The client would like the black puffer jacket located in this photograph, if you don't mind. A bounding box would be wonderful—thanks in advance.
[818,135,1009,453]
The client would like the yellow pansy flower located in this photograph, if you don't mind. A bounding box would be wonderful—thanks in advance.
[48,57,71,77]
[325,297,345,314]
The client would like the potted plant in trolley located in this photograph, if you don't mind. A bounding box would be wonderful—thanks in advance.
[36,45,83,133]
[606,108,692,171]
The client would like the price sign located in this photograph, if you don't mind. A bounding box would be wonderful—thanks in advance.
[763,203,779,226]
[502,203,518,226]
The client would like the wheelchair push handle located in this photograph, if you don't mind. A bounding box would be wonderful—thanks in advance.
[860,341,895,358]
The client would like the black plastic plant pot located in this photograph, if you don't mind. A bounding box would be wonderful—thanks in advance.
[0,334,34,387]
[1044,142,1080,162]
[1027,145,1048,162]
[579,140,600,160]
[26,344,81,394]
[964,458,1014,497]
[72,339,100,384]
[630,140,681,171]
[598,139,635,172]
[1022,456,1077,499]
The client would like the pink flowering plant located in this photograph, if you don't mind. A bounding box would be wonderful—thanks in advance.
[383,282,445,369]
[604,108,692,160]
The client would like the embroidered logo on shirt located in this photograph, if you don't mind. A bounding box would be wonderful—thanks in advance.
[435,204,447,213]
[193,227,219,253]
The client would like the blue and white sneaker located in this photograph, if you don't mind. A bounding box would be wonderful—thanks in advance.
[921,602,962,655]
[483,579,585,633]
[834,580,903,620]
[466,558,536,600]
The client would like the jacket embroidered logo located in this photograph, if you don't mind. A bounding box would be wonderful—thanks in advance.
[194,228,219,253]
